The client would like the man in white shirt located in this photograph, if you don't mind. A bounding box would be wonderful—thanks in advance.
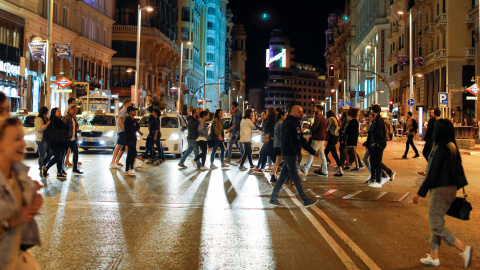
[110,100,132,168]
[63,105,82,174]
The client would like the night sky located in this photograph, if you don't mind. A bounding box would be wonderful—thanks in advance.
[228,0,347,94]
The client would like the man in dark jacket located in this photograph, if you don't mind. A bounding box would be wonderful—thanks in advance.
[303,104,328,176]
[225,102,244,162]
[62,105,82,175]
[419,108,441,175]
[368,104,386,187]
[124,106,143,176]
[270,105,319,207]
[140,106,155,162]
[402,111,420,158]
[178,108,201,168]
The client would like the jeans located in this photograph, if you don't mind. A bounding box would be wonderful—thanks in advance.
[404,134,418,156]
[257,140,275,170]
[270,155,310,203]
[66,140,79,170]
[179,139,200,167]
[324,135,341,167]
[46,144,67,174]
[370,142,386,183]
[339,141,346,167]
[429,186,458,249]
[36,140,52,169]
[153,138,165,161]
[304,140,327,174]
[227,131,243,159]
[194,141,208,166]
[423,141,433,161]
[239,142,253,167]
[365,147,391,178]
[210,139,225,164]
[141,136,153,158]
[125,140,137,171]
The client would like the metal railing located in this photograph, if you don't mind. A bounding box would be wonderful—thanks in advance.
[435,13,447,26]
[113,25,179,51]
[466,47,476,59]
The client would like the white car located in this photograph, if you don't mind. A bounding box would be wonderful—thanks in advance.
[137,114,188,157]
[77,112,117,151]
[17,113,38,155]
[222,115,263,157]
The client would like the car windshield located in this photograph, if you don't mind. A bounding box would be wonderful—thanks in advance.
[162,117,178,128]
[78,115,116,126]
[20,116,36,127]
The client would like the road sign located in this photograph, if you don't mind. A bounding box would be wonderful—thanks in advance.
[346,101,351,107]
[54,77,72,89]
[439,93,448,108]
[338,100,344,108]
[407,98,415,107]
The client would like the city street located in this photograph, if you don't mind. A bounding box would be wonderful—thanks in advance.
[25,139,479,270]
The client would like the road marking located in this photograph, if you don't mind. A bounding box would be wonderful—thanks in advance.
[398,192,412,202]
[283,188,360,270]
[309,190,321,198]
[373,192,387,200]
[343,191,362,199]
[325,189,337,196]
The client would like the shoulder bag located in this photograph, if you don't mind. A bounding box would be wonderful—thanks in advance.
[446,187,472,221]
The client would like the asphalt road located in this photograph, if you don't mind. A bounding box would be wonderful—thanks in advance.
[22,139,479,270]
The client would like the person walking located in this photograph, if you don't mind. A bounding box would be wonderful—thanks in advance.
[412,119,472,268]
[34,106,52,176]
[150,108,165,165]
[225,102,244,163]
[42,108,69,179]
[63,105,83,175]
[210,109,229,169]
[419,108,441,175]
[238,109,257,171]
[338,107,349,167]
[192,111,210,171]
[140,106,155,163]
[270,108,286,183]
[178,108,201,168]
[64,98,76,168]
[323,110,344,176]
[303,105,328,176]
[343,107,360,170]
[123,106,142,176]
[110,99,132,169]
[255,108,277,172]
[368,104,387,188]
[0,118,43,269]
[269,105,319,207]
[403,111,420,159]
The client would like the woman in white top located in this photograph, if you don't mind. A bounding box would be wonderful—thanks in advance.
[239,109,256,170]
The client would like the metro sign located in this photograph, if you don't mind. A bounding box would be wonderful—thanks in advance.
[54,77,73,89]
[266,49,287,68]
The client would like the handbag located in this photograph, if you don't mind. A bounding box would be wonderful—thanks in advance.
[446,187,472,221]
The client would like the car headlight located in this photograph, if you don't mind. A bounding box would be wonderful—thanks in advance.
[24,135,35,141]
[104,131,115,137]
[169,133,179,140]
[252,134,261,143]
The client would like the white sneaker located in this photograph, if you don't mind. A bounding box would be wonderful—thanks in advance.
[191,159,197,168]
[460,246,472,269]
[420,254,440,266]
[109,163,121,169]
[368,182,383,188]
[134,161,144,168]
[125,170,136,176]
[199,166,209,171]
[381,177,390,185]
[210,164,218,169]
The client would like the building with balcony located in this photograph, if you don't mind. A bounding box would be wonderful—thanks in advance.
[385,0,475,122]
[266,29,326,117]
[0,0,116,112]
[113,0,180,112]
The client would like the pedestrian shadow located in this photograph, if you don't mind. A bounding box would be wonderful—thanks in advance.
[222,170,237,205]
[40,178,63,198]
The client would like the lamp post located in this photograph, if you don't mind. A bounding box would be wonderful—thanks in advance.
[350,65,360,107]
[398,10,413,112]
[177,40,192,114]
[331,89,338,116]
[203,63,213,110]
[134,5,154,108]
[366,44,378,104]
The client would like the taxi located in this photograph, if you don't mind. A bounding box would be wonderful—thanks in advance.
[77,110,117,151]
[16,110,38,155]
[222,114,263,157]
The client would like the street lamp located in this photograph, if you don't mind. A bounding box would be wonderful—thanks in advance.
[398,10,413,112]
[366,44,378,104]
[203,63,214,110]
[134,5,154,108]
[331,89,338,116]
[177,40,192,114]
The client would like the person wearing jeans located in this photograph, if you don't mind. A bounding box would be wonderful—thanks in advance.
[238,109,256,170]
[34,107,52,172]
[210,109,228,168]
[304,105,327,175]
[43,108,68,179]
[123,106,142,175]
[367,104,387,187]
[63,105,82,174]
[255,108,277,171]
[179,109,200,168]
[193,111,210,170]
[402,111,419,159]
[225,102,244,162]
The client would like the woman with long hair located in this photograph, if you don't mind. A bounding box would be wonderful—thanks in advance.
[412,119,472,268]
[42,108,69,180]
[238,109,256,171]
[35,107,52,175]
[255,108,277,172]
[270,108,286,182]
[323,110,343,176]
[210,109,229,168]
[192,111,210,171]
[343,107,360,170]
[0,118,43,268]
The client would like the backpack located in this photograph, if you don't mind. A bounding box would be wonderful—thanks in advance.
[384,120,394,141]
[412,119,418,133]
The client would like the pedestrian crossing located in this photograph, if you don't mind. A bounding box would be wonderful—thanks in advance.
[311,188,411,202]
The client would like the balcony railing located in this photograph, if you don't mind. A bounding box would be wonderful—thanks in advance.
[424,22,434,35]
[425,49,447,64]
[435,13,447,27]
[466,47,476,59]
[113,25,179,51]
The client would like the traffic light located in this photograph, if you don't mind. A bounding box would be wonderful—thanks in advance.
[389,100,393,112]
[452,109,455,116]
[328,64,335,77]
[310,98,315,105]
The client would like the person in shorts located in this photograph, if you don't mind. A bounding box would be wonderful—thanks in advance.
[110,100,132,168]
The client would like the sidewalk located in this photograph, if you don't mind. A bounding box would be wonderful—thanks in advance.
[394,136,480,155]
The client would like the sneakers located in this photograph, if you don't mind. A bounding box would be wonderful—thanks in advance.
[210,164,218,169]
[236,160,242,164]
[351,167,361,171]
[402,155,407,159]
[109,163,121,169]
[72,169,83,175]
[178,163,188,168]
[221,163,230,168]
[365,179,374,184]
[270,175,277,183]
[56,173,66,180]
[198,166,209,171]
[420,254,440,266]
[389,171,396,181]
[239,166,247,171]
[269,199,284,207]
[315,171,328,176]
[224,158,231,163]
[380,177,390,185]
[460,246,473,269]
[191,159,197,168]
[304,198,319,207]
[133,162,144,168]
[413,154,420,158]
[154,160,162,165]
[368,182,383,188]
[125,170,136,176]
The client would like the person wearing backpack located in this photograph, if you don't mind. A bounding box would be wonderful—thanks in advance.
[402,111,420,159]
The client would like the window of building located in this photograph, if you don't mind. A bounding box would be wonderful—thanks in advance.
[207,21,213,29]
[62,7,68,28]
[53,3,58,24]
[207,53,214,61]
[207,37,214,45]
[81,17,87,37]
[207,70,214,79]
[182,7,190,22]
[208,7,215,14]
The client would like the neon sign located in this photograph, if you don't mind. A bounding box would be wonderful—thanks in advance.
[266,49,287,68]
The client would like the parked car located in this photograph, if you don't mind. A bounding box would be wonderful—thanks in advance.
[77,111,117,151]
[222,115,262,158]
[137,113,188,157]
[17,113,38,155]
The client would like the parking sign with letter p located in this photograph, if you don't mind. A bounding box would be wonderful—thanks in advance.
[439,93,448,108]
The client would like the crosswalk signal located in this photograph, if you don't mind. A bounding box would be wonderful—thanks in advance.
[310,98,315,105]
[328,65,335,77]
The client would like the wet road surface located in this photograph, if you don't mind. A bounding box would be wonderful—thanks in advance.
[23,140,480,269]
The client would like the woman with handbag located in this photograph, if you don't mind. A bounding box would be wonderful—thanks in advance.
[323,110,343,176]
[42,108,69,180]
[412,119,472,268]
[0,118,43,269]
[209,109,229,169]
[238,109,256,171]
[255,108,277,172]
